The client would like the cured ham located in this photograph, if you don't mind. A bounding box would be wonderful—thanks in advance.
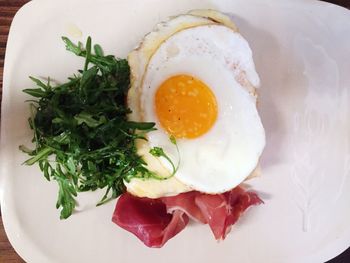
[195,187,263,239]
[112,187,262,247]
[161,191,207,223]
[112,193,189,248]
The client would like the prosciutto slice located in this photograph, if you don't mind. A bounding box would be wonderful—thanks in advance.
[195,187,263,240]
[112,187,262,247]
[161,191,207,223]
[112,193,189,248]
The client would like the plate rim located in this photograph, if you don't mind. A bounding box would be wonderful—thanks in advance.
[1,0,350,262]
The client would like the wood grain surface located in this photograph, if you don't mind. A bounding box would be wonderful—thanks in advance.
[0,1,349,262]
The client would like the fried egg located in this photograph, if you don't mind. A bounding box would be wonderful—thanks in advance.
[126,10,265,198]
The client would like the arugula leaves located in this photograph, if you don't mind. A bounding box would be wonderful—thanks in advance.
[20,37,160,219]
[149,135,180,177]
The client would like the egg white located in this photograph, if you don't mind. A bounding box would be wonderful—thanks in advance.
[141,25,265,193]
[126,10,264,197]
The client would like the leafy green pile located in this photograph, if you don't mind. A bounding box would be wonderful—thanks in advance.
[20,37,169,219]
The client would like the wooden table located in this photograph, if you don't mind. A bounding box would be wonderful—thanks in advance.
[1,0,350,262]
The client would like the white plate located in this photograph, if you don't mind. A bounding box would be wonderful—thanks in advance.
[1,0,350,262]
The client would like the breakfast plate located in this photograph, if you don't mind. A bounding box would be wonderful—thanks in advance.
[1,0,350,262]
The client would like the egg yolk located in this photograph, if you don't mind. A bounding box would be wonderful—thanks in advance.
[155,74,218,139]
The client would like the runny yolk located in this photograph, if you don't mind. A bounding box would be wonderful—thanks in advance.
[155,74,218,139]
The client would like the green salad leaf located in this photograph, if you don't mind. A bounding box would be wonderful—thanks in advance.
[20,36,164,219]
